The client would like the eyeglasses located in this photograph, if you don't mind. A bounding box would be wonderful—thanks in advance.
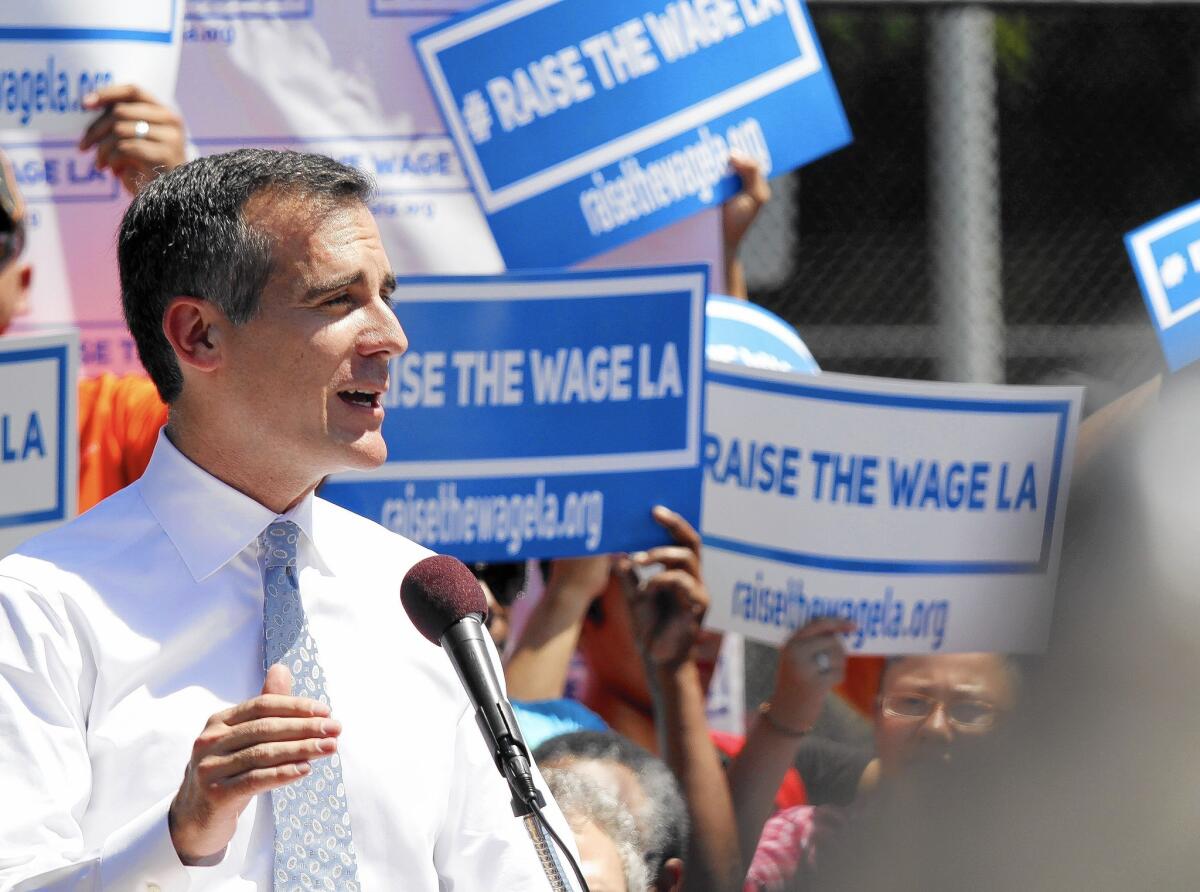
[880,693,997,729]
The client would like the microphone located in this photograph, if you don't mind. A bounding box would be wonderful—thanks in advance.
[400,554,544,816]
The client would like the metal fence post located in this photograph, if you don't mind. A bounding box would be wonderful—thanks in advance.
[928,7,1004,383]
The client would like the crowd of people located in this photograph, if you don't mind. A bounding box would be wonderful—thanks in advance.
[0,60,1184,892]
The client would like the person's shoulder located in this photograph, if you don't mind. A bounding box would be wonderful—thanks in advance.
[312,496,433,569]
[1,486,153,587]
[0,485,154,630]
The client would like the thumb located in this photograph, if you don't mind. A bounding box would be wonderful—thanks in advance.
[262,662,293,697]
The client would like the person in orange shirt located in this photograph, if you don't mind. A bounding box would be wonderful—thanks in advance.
[1,85,184,511]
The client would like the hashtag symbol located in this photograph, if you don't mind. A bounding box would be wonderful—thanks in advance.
[1160,252,1188,289]
[460,91,494,145]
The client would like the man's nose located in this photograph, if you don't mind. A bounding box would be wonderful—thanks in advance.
[918,702,954,743]
[360,297,408,359]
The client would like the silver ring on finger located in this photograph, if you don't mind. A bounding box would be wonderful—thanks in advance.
[133,119,151,139]
[813,650,832,675]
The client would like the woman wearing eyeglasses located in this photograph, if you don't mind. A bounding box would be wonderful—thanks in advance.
[743,651,1016,892]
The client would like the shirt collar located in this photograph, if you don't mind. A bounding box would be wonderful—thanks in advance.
[137,430,321,581]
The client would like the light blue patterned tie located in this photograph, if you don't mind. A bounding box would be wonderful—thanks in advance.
[260,520,361,892]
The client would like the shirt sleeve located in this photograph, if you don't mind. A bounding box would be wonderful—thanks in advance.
[0,574,189,892]
[433,637,582,891]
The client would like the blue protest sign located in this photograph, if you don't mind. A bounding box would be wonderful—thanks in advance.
[320,266,707,562]
[1126,200,1200,371]
[700,363,1083,654]
[412,0,850,268]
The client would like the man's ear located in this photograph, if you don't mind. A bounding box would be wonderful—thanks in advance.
[655,858,684,892]
[12,261,32,318]
[162,296,223,373]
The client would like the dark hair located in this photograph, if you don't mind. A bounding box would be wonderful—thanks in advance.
[117,149,374,402]
[470,561,527,607]
[534,730,688,880]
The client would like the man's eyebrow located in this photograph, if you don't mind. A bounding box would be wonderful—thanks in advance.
[951,684,988,696]
[305,271,364,301]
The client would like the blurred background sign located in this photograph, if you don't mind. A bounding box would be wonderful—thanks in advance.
[1125,199,1200,371]
[0,330,77,556]
[702,361,1083,654]
[413,0,851,267]
[322,266,707,561]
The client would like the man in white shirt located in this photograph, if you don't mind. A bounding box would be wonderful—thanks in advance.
[0,149,574,890]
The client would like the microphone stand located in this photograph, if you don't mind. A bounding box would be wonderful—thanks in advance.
[515,796,572,892]
[496,719,576,891]
[444,616,583,890]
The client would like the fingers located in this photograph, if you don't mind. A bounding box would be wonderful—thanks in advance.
[212,716,341,755]
[780,630,849,685]
[81,83,155,110]
[79,101,180,150]
[85,115,174,156]
[95,136,172,175]
[728,150,771,205]
[649,504,702,552]
[196,736,338,785]
[214,761,314,800]
[216,692,329,727]
[262,663,294,697]
[640,569,709,617]
[632,544,698,577]
[77,84,186,196]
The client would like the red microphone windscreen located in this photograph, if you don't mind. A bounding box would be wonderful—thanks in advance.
[400,554,488,645]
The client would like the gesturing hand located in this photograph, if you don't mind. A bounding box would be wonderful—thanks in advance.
[768,618,855,733]
[722,151,771,256]
[622,505,711,670]
[168,664,341,865]
[78,84,186,196]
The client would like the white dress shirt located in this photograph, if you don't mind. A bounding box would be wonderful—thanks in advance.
[0,433,576,891]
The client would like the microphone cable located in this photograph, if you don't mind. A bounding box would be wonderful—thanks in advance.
[526,793,591,892]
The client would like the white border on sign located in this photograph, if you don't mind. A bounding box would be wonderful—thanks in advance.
[706,296,812,360]
[0,329,79,557]
[326,270,706,482]
[418,0,820,213]
[1128,201,1200,330]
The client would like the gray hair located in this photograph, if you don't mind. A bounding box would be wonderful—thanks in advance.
[544,767,650,892]
[534,731,688,882]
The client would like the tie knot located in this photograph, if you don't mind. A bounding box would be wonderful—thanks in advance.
[261,520,300,568]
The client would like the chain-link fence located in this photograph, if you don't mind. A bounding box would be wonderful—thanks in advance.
[740,5,1198,411]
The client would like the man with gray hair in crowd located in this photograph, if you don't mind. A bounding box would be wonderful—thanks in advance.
[537,730,691,891]
[544,766,650,892]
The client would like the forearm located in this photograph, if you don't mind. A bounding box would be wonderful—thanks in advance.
[652,661,742,892]
[503,587,591,700]
[724,251,749,300]
[727,709,808,870]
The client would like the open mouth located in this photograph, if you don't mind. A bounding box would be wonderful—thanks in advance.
[337,389,382,409]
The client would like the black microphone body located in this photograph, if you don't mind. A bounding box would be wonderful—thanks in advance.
[440,613,544,815]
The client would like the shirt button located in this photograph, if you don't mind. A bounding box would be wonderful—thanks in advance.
[146,883,161,892]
